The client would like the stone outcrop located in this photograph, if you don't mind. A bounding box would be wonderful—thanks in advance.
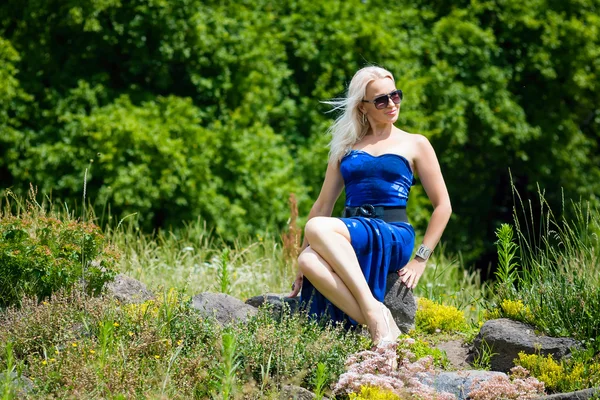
[279,385,325,400]
[384,272,417,333]
[422,370,507,400]
[0,372,34,397]
[245,293,300,319]
[105,274,154,304]
[473,318,580,372]
[191,292,258,325]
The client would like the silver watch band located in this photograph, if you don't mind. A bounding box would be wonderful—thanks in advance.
[415,244,432,261]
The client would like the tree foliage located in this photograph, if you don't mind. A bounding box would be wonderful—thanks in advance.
[0,0,598,263]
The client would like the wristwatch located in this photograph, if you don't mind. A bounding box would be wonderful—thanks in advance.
[415,244,432,261]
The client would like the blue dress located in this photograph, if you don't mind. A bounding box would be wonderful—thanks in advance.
[300,149,416,326]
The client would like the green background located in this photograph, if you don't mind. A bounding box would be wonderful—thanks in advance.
[1,0,598,268]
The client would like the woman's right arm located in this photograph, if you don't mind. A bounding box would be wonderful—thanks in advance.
[288,160,345,297]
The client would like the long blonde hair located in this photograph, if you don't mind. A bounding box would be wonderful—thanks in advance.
[324,66,395,163]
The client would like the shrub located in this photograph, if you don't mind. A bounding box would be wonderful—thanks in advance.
[415,298,468,334]
[467,366,545,400]
[515,351,600,393]
[348,385,401,400]
[0,197,118,308]
[398,335,450,369]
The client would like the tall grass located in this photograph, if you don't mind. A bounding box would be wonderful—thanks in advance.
[106,218,294,299]
[494,186,600,342]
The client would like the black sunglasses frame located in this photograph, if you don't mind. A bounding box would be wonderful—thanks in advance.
[361,89,403,110]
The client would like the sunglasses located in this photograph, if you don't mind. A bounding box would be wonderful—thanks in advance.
[361,89,403,110]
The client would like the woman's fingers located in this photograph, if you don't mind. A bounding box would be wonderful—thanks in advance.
[287,276,303,298]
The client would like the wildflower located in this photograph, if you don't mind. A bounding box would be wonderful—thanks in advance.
[89,350,96,354]
[128,331,134,337]
[50,358,56,362]
[177,340,183,346]
[154,355,160,359]
[72,342,78,347]
[41,360,47,365]
[113,322,119,327]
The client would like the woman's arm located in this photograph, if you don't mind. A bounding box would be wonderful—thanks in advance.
[398,135,452,289]
[288,161,345,297]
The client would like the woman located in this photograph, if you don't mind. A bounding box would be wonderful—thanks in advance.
[288,66,451,346]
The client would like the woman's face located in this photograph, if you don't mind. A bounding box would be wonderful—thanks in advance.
[361,77,400,125]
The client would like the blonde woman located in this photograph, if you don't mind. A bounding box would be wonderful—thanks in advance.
[288,66,452,346]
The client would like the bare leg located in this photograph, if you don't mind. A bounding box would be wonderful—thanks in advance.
[299,216,395,342]
[298,247,366,324]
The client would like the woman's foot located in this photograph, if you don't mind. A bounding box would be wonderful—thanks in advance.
[371,302,402,347]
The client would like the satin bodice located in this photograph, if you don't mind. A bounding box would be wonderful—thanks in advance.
[340,149,414,207]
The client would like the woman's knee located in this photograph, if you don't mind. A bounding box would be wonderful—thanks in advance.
[297,249,317,275]
[304,217,334,243]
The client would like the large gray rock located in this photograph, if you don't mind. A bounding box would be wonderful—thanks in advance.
[421,370,507,400]
[539,388,600,400]
[473,319,580,372]
[192,292,257,325]
[245,293,300,318]
[0,372,34,397]
[279,385,326,400]
[384,272,417,333]
[105,274,154,304]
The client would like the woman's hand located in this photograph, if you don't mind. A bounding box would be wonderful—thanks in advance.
[398,258,427,289]
[288,271,304,298]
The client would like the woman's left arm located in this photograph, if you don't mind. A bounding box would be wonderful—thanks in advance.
[398,134,452,289]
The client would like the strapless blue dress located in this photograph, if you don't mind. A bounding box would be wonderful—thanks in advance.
[300,149,416,326]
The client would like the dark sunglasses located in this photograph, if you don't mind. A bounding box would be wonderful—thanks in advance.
[361,89,403,110]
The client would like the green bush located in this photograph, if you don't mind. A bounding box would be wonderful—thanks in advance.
[0,198,118,308]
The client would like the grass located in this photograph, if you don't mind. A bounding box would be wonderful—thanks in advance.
[490,189,600,342]
[106,218,294,300]
[4,188,600,397]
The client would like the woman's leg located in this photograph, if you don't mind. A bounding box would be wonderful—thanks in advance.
[298,247,366,324]
[299,216,390,341]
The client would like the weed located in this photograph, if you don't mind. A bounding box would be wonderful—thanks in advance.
[472,339,497,371]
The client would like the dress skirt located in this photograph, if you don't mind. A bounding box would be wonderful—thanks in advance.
[299,216,415,327]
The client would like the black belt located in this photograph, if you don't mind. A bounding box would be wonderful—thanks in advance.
[343,204,408,223]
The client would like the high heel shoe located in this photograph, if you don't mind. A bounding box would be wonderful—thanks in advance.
[374,303,402,347]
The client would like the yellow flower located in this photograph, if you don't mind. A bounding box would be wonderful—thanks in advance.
[42,301,49,306]
[72,342,78,347]
[177,340,183,346]
[89,350,96,354]
[50,358,56,362]
[154,355,160,359]
[113,322,120,327]
[128,331,134,337]
[41,360,47,365]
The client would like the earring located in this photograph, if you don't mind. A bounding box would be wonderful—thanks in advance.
[362,113,367,125]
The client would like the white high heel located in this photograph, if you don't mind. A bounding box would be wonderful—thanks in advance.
[374,303,402,347]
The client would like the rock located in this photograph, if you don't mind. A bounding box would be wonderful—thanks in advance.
[384,273,417,333]
[191,292,257,325]
[538,388,600,400]
[105,274,154,304]
[245,293,300,318]
[0,371,34,396]
[279,384,325,400]
[473,319,580,372]
[421,370,507,400]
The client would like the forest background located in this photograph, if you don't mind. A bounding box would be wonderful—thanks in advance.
[1,0,599,270]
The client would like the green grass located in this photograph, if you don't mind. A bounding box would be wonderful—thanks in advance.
[491,190,600,342]
[106,218,294,300]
